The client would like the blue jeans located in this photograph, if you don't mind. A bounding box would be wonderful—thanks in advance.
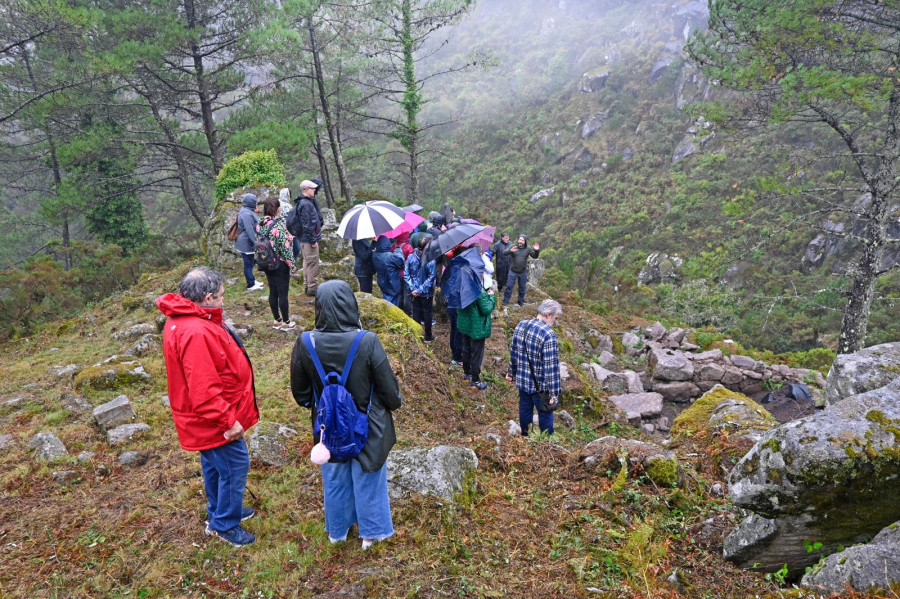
[447,307,463,361]
[504,271,528,304]
[241,253,256,288]
[519,389,554,436]
[200,439,250,532]
[321,461,394,541]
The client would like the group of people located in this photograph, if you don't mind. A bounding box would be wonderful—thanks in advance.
[233,179,325,331]
[156,198,561,550]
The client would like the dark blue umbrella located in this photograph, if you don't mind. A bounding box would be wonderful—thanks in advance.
[445,247,486,309]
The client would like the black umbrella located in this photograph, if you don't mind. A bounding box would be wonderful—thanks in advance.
[423,223,485,263]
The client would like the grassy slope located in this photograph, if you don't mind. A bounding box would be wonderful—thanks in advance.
[0,261,799,598]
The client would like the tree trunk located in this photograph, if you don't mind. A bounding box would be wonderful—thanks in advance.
[314,131,334,208]
[308,17,353,203]
[184,0,224,175]
[400,0,421,204]
[24,49,70,269]
[141,82,210,226]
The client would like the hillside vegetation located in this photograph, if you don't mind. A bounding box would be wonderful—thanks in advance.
[0,263,812,598]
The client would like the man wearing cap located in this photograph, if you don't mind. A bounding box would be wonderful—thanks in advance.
[492,232,512,298]
[296,180,324,296]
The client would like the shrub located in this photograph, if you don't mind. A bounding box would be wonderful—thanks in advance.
[213,150,287,204]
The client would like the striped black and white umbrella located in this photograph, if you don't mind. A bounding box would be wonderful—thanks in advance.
[337,201,407,240]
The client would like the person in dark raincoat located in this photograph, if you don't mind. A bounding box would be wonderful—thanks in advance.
[492,232,512,297]
[502,234,540,306]
[372,235,404,307]
[290,280,402,549]
[352,238,375,293]
[405,236,437,342]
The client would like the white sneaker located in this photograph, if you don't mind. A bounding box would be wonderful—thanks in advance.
[246,281,264,291]
[361,537,382,550]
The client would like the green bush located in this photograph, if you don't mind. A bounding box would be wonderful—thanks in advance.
[213,150,287,204]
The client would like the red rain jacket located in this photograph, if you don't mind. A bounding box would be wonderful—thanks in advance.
[157,293,259,451]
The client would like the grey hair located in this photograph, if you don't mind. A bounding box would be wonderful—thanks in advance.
[179,267,225,303]
[537,299,562,318]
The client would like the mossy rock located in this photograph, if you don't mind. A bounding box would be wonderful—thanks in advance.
[672,384,777,440]
[74,357,152,391]
[121,295,142,312]
[579,436,681,487]
[356,293,423,341]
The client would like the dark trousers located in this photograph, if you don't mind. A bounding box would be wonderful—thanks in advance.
[519,389,554,436]
[357,275,373,294]
[200,439,250,533]
[462,335,485,382]
[447,307,463,361]
[401,280,413,316]
[496,265,509,293]
[265,261,291,321]
[412,295,433,338]
[241,253,256,288]
[503,270,528,304]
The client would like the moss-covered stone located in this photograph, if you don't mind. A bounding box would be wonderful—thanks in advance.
[74,357,152,391]
[356,292,423,340]
[672,385,778,439]
[644,454,679,487]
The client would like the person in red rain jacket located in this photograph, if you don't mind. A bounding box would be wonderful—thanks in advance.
[157,266,260,547]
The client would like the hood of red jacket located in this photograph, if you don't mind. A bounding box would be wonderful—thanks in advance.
[156,293,223,324]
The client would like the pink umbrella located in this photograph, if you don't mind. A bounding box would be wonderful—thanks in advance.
[383,211,426,239]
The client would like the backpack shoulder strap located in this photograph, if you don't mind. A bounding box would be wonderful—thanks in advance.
[340,330,368,386]
[302,332,329,385]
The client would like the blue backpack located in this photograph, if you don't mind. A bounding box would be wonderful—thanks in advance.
[302,330,372,462]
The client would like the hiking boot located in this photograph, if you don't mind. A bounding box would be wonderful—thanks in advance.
[470,381,488,390]
[423,335,436,342]
[517,300,524,306]
[207,525,256,548]
[463,374,472,381]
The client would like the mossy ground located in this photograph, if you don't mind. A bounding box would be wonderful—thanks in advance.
[0,261,793,597]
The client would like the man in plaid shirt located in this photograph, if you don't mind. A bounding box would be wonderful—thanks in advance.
[506,299,563,436]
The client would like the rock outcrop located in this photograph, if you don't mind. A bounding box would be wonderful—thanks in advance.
[387,446,478,501]
[825,342,900,405]
[802,521,900,594]
[248,422,299,467]
[724,377,900,576]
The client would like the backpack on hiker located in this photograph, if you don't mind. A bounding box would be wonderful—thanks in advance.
[302,330,372,464]
[286,201,302,238]
[254,221,278,271]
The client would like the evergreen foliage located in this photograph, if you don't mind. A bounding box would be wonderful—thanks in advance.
[213,150,287,204]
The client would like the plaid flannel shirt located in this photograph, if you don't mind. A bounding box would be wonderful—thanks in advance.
[508,317,561,397]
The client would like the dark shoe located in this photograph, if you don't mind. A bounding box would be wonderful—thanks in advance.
[517,300,524,306]
[463,374,472,381]
[470,381,488,390]
[423,335,436,342]
[207,525,256,547]
[305,290,317,297]
[204,507,255,532]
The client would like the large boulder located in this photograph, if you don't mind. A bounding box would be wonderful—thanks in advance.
[112,323,156,341]
[802,521,900,594]
[825,342,900,405]
[579,436,679,487]
[724,378,900,576]
[202,185,272,271]
[248,422,299,467]
[387,446,478,501]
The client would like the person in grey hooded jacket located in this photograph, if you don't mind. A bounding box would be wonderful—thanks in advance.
[290,280,402,549]
[235,193,263,291]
